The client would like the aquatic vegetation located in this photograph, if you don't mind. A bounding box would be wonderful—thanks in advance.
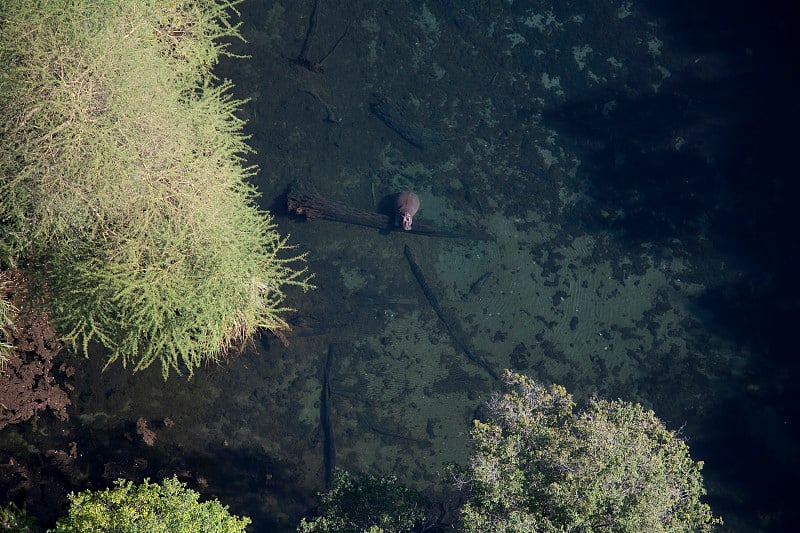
[0,0,312,378]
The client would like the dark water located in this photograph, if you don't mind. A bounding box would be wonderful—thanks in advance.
[3,1,798,531]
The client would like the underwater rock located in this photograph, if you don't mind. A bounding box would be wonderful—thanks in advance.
[0,272,71,430]
[136,417,157,447]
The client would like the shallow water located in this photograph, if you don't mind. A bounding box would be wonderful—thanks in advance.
[3,1,798,531]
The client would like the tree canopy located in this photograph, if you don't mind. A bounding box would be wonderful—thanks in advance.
[298,469,428,533]
[458,371,721,532]
[49,477,250,533]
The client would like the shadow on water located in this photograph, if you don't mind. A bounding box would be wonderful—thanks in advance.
[543,89,728,246]
[540,0,800,529]
[1,346,317,532]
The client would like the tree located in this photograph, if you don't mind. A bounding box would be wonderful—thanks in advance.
[298,469,427,533]
[457,371,721,532]
[49,477,249,533]
[0,0,312,379]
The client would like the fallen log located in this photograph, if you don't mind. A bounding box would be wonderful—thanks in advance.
[404,244,499,381]
[320,343,335,489]
[287,186,492,241]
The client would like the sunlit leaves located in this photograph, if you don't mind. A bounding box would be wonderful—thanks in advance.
[50,477,250,533]
[459,370,722,532]
[0,0,313,378]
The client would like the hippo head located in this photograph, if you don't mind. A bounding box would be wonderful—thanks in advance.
[401,211,414,231]
[395,191,420,231]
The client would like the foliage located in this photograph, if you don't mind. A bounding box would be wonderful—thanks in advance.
[0,0,312,378]
[458,370,722,533]
[48,476,250,533]
[0,502,40,533]
[0,274,15,369]
[298,469,427,533]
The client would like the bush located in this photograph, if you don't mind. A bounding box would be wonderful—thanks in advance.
[298,470,427,533]
[458,370,721,532]
[0,0,312,378]
[0,502,40,533]
[49,477,249,533]
[0,274,15,369]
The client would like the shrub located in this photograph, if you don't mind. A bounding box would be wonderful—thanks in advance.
[49,477,249,533]
[0,274,15,369]
[298,469,427,533]
[0,502,40,533]
[458,370,721,532]
[0,0,312,378]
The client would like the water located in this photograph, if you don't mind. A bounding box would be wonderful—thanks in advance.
[3,1,798,531]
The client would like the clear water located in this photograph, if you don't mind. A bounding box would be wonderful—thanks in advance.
[3,1,798,531]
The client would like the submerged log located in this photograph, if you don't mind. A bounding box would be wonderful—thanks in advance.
[320,343,335,489]
[404,244,499,381]
[370,97,455,149]
[287,186,492,241]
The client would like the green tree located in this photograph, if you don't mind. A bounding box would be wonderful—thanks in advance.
[298,469,427,533]
[0,0,312,378]
[457,371,721,532]
[49,477,249,533]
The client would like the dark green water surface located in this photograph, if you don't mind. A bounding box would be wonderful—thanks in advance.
[2,1,797,531]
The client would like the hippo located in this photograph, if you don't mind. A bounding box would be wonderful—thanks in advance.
[395,191,420,231]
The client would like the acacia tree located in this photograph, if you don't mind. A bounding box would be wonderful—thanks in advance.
[458,371,721,532]
[0,0,312,378]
